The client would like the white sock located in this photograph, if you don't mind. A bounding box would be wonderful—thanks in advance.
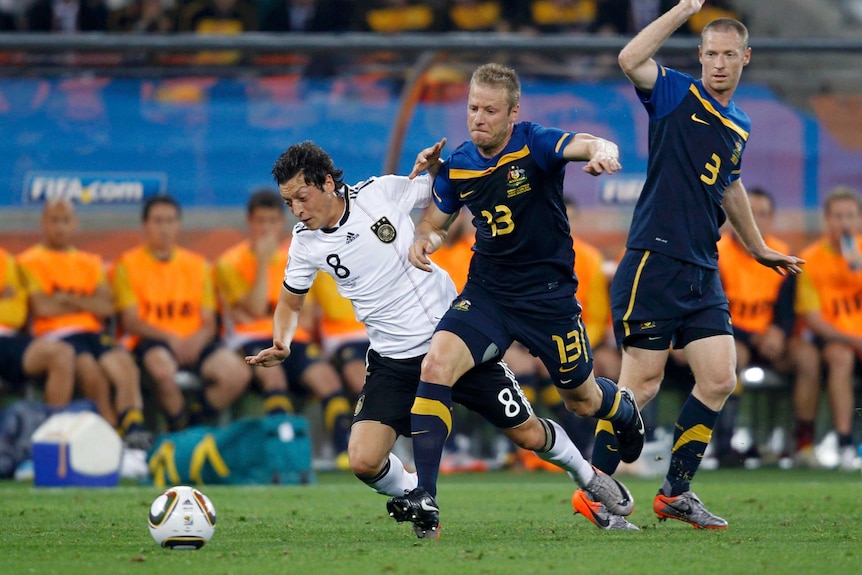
[535,418,596,488]
[366,453,418,497]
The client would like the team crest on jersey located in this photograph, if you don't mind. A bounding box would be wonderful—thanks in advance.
[507,165,527,188]
[452,298,471,312]
[506,165,531,198]
[371,217,396,243]
[731,139,743,166]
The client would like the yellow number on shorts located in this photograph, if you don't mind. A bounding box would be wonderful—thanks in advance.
[552,330,584,364]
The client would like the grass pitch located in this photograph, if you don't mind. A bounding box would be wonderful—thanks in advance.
[1,468,859,575]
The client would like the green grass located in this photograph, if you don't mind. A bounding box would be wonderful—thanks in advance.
[1,469,859,575]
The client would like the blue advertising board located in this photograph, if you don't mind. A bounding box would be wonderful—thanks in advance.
[0,75,857,210]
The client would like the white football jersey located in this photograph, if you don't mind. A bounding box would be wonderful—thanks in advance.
[283,174,458,359]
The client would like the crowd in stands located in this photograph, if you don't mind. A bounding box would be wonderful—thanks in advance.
[0,0,741,36]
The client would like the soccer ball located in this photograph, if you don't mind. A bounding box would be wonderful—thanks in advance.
[148,485,216,550]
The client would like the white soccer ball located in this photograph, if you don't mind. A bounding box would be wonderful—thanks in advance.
[148,485,216,550]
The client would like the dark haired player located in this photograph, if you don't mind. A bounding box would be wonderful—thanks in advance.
[248,139,635,539]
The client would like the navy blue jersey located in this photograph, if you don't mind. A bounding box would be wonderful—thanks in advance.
[433,122,577,300]
[626,65,751,269]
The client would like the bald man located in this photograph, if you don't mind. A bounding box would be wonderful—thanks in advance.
[17,199,150,449]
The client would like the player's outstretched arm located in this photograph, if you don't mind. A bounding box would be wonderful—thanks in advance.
[723,179,805,275]
[408,138,447,180]
[618,0,704,91]
[245,288,304,367]
[563,133,622,176]
[409,204,453,272]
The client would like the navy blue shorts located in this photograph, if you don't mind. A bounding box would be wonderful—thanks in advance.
[331,340,369,372]
[0,334,32,384]
[134,338,221,373]
[354,349,532,437]
[435,281,594,390]
[611,249,732,349]
[62,332,112,359]
[242,339,327,395]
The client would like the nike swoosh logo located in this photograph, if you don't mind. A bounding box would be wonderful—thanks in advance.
[587,506,610,529]
[560,379,572,385]
[691,113,710,125]
[559,364,578,373]
[412,430,429,435]
[459,189,475,199]
[606,445,618,452]
[647,336,662,341]
[621,389,646,436]
[420,501,439,512]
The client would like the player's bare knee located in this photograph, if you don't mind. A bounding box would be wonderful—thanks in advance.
[346,441,383,478]
[419,353,458,386]
[718,377,737,398]
[505,418,546,451]
[701,375,737,400]
[638,380,662,405]
[349,453,381,479]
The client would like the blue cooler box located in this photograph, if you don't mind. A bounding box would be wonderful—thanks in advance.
[31,412,122,487]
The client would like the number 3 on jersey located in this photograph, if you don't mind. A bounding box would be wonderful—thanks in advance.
[699,153,721,185]
[481,204,514,237]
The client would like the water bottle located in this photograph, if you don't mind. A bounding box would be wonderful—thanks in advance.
[841,233,860,271]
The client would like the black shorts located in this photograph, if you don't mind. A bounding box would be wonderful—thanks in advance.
[435,281,594,390]
[611,249,732,350]
[0,334,32,384]
[62,332,112,359]
[354,348,533,437]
